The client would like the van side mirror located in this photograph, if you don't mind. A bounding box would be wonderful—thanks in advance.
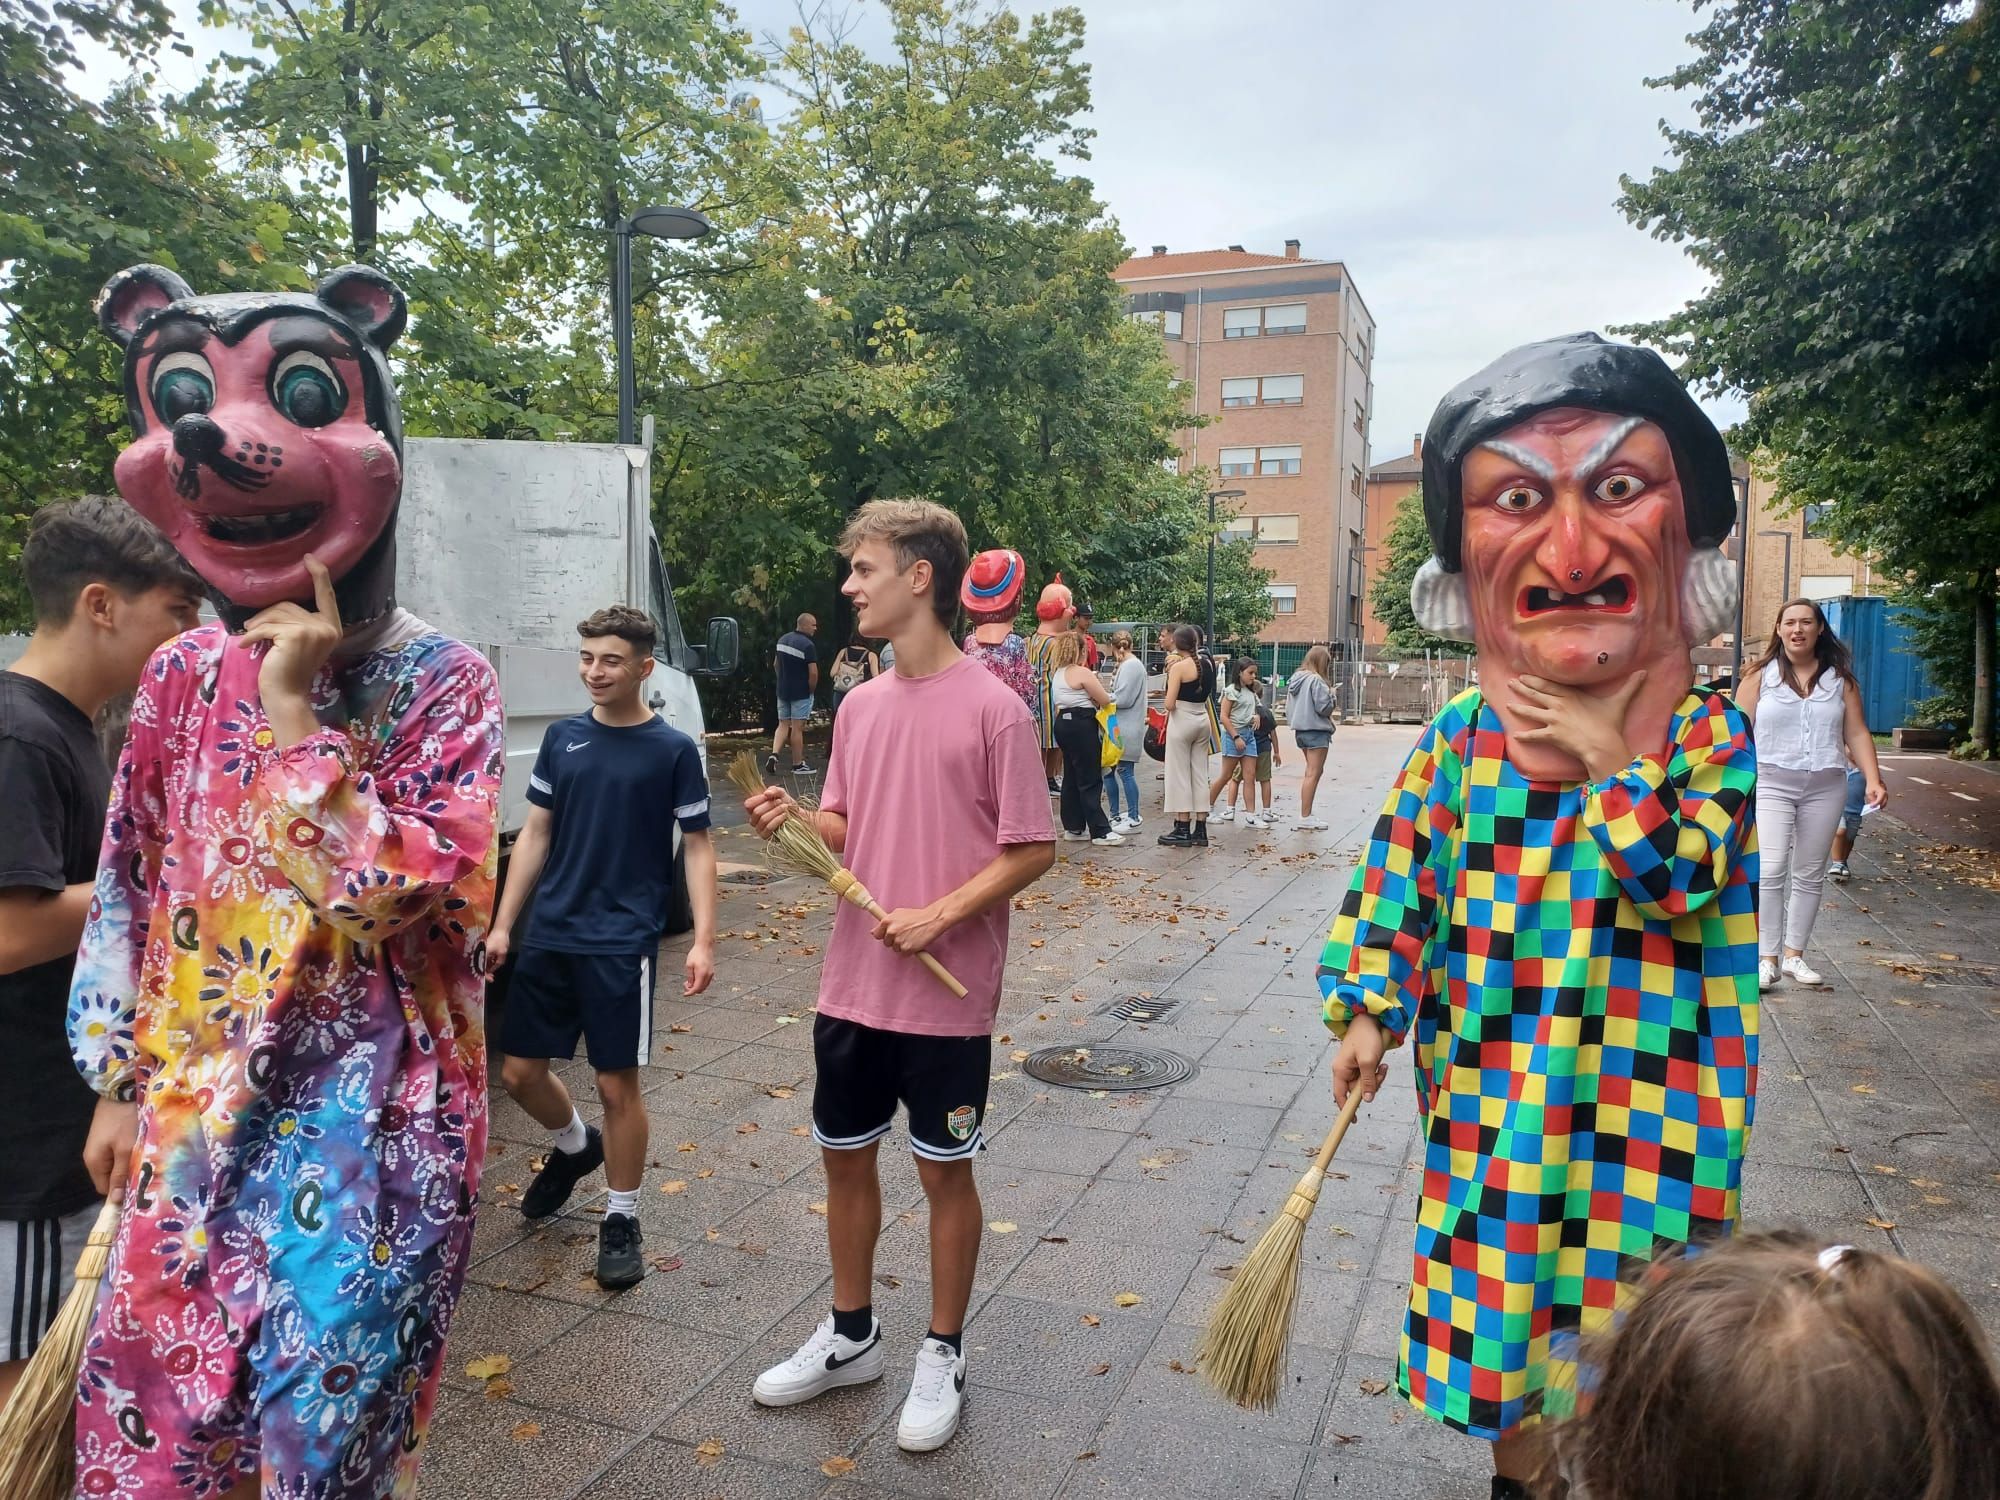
[694,616,740,677]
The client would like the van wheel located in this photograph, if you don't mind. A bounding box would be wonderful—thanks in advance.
[664,842,693,936]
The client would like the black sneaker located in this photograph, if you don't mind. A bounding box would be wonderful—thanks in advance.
[521,1126,604,1219]
[792,762,814,775]
[764,751,779,773]
[597,1212,645,1290]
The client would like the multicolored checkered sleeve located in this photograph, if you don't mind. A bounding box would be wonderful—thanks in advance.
[1582,690,1755,921]
[1317,711,1462,1043]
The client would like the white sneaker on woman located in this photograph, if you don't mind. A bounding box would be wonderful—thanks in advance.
[1781,954,1824,986]
[1242,813,1266,828]
[1214,806,1235,822]
[1122,814,1143,830]
[1295,815,1327,831]
[1758,957,1780,990]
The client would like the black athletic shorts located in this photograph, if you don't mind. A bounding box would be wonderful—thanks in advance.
[498,947,657,1072]
[811,1014,989,1163]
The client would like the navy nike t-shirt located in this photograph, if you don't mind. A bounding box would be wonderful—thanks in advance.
[523,711,712,953]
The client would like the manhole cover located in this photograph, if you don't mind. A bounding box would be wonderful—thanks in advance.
[1102,995,1185,1024]
[1022,1045,1195,1093]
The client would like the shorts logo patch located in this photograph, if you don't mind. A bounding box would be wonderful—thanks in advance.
[946,1105,977,1141]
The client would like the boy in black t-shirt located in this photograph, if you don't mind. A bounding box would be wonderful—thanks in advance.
[0,498,200,1404]
[489,605,717,1289]
[767,611,819,775]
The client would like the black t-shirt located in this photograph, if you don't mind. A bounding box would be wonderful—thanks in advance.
[0,671,108,1219]
[775,631,816,701]
[523,712,713,953]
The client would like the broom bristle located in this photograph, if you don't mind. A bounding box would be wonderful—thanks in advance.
[0,1194,120,1500]
[1196,1185,1314,1410]
[727,752,843,883]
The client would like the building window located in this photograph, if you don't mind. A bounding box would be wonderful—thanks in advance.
[1803,502,1829,538]
[1160,456,1181,474]
[1255,513,1300,544]
[1267,584,1298,615]
[1221,374,1303,407]
[1259,445,1302,476]
[1223,303,1308,339]
[1218,446,1255,477]
[1127,307,1183,339]
[1801,574,1852,601]
[1350,465,1363,498]
[1219,516,1255,544]
[1223,307,1262,339]
[1353,398,1366,436]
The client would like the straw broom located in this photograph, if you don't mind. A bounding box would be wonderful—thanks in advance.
[1198,1086,1364,1409]
[727,753,968,998]
[0,1192,120,1500]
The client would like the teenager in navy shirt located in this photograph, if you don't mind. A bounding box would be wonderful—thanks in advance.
[490,604,718,1288]
[768,611,819,775]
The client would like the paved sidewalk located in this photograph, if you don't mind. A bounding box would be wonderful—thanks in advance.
[421,726,2000,1500]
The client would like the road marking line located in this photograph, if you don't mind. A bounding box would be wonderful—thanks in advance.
[1907,776,1934,785]
[1950,791,1979,802]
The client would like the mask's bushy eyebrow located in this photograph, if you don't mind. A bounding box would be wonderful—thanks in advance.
[1474,438,1556,483]
[1577,416,1646,477]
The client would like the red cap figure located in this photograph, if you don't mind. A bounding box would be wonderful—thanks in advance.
[1033,572,1075,635]
[961,548,1026,630]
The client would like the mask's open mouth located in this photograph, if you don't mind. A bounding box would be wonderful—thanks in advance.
[1521,576,1634,616]
[202,505,322,546]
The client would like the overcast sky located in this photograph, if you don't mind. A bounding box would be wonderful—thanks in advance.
[104,0,1739,464]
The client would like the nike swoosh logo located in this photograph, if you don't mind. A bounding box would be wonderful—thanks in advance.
[954,1372,965,1392]
[825,1340,875,1371]
[567,741,590,751]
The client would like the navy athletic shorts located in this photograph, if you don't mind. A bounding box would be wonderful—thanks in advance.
[499,946,658,1072]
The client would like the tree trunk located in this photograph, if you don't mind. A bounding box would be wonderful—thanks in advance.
[1972,572,1996,756]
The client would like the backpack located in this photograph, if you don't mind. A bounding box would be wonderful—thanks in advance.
[830,647,872,695]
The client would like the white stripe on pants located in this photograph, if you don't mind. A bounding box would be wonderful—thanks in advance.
[1756,764,1849,957]
[1164,702,1211,817]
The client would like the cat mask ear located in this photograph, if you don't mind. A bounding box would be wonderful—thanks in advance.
[96,264,196,348]
[316,265,408,351]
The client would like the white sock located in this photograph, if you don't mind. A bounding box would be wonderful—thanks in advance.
[606,1187,640,1217]
[551,1109,588,1155]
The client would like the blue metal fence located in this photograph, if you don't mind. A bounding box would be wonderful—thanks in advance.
[1821,596,1937,731]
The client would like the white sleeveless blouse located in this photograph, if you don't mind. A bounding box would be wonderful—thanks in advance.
[1757,659,1847,772]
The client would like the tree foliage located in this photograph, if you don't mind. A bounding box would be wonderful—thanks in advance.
[1619,0,2000,746]
[1371,489,1453,653]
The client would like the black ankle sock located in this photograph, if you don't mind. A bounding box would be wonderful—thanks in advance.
[926,1327,962,1355]
[832,1305,873,1343]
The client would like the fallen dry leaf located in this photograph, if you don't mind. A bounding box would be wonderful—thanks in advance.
[695,1437,726,1466]
[660,1179,687,1195]
[1041,1235,1069,1244]
[650,1255,684,1273]
[677,1141,699,1152]
[695,1167,715,1179]
[464,1354,512,1381]
[1114,1292,1143,1308]
[1080,1314,1101,1327]
[821,1456,857,1477]
[766,1086,796,1099]
[670,1024,692,1034]
[809,1201,829,1216]
[737,1121,761,1135]
[1011,1050,1031,1063]
[1851,1084,1876,1095]
[1865,1216,1897,1231]
[510,1421,541,1441]
[988,1221,1019,1234]
[483,1377,513,1401]
[1089,1362,1112,1376]
[1359,1377,1390,1396]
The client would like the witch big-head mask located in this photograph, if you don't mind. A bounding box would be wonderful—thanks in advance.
[1408,333,1737,779]
[96,263,409,630]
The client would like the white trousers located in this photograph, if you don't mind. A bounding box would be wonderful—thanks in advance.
[1756,765,1849,957]
[1164,702,1211,818]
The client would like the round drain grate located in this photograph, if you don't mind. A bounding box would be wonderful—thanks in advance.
[1022,1045,1195,1093]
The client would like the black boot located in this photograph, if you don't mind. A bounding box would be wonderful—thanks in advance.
[1491,1479,1530,1500]
[1157,820,1191,847]
[1191,821,1210,847]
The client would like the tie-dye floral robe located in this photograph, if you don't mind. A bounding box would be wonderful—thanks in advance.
[65,622,500,1498]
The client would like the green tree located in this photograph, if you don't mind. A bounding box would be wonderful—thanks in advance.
[1619,0,2000,750]
[1371,489,1453,653]
[1076,473,1272,641]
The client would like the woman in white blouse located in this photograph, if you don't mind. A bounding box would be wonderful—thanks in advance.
[1736,599,1887,989]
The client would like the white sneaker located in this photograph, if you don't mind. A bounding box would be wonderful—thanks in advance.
[1242,814,1266,828]
[1758,957,1779,990]
[751,1315,885,1406]
[1122,814,1143,830]
[1781,954,1824,986]
[1214,806,1235,822]
[1295,815,1327,831]
[1092,831,1126,847]
[895,1337,966,1452]
[1060,830,1090,842]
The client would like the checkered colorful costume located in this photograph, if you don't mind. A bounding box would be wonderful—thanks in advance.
[1319,686,1758,1439]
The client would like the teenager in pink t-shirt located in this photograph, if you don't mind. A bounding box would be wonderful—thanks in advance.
[742,500,1055,1453]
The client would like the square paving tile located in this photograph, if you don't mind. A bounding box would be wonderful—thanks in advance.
[505,1308,743,1432]
[420,1397,637,1500]
[850,1387,1094,1500]
[999,1236,1202,1314]
[1054,1411,1312,1499]
[577,1437,830,1499]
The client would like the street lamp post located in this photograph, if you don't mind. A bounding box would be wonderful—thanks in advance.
[1729,474,1749,685]
[1205,487,1245,645]
[611,204,714,445]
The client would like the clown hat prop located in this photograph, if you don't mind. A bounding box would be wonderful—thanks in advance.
[1035,572,1074,623]
[961,549,1026,621]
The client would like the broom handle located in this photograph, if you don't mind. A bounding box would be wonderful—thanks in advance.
[827,870,969,998]
[75,1191,123,1281]
[1279,1086,1365,1226]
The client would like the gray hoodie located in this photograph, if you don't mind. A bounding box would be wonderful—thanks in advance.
[1286,671,1336,733]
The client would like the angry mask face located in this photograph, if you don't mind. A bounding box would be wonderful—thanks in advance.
[96,264,408,627]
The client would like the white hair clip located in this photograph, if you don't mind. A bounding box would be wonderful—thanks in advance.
[1817,1244,1854,1274]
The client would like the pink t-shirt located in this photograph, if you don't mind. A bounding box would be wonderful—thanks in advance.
[817,654,1054,1036]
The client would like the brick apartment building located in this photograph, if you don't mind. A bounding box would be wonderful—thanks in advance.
[1112,242,1375,650]
[1362,436,1423,648]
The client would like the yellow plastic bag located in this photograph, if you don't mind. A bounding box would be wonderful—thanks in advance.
[1098,702,1122,769]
